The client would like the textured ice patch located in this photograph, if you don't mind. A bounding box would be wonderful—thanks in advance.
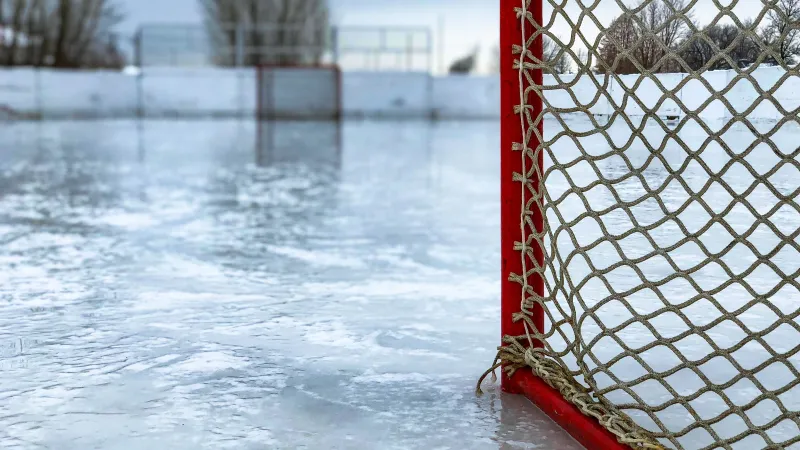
[0,267,90,308]
[167,352,250,374]
[295,320,461,362]
[301,278,498,302]
[0,263,48,283]
[351,369,452,384]
[5,232,82,252]
[266,245,366,268]
[144,255,226,279]
[124,354,183,373]
[205,428,277,449]
[237,184,304,207]
[132,291,266,311]
[400,323,438,333]
[209,321,271,336]
[304,321,379,350]
[172,383,207,393]
[9,385,79,415]
[95,211,158,230]
[0,225,15,237]
[146,321,191,330]
[349,370,467,397]
[168,217,215,239]
[426,244,465,264]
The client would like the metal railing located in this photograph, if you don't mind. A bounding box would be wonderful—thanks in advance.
[133,23,433,72]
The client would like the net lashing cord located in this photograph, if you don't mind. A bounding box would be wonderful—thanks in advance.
[477,320,666,449]
[479,0,800,449]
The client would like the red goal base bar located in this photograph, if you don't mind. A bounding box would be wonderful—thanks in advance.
[503,369,630,450]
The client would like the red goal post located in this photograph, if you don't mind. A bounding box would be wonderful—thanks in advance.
[496,0,800,448]
[498,1,633,448]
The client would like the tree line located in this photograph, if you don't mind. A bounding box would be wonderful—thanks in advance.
[199,0,329,66]
[0,0,124,68]
[0,0,330,69]
[543,0,800,75]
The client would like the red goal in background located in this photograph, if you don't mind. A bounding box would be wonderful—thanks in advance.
[256,65,342,121]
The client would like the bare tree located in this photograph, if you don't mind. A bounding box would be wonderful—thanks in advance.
[597,0,691,74]
[200,0,330,66]
[728,19,761,66]
[542,36,572,74]
[488,37,571,74]
[0,0,28,66]
[761,0,800,65]
[634,0,692,72]
[576,48,589,71]
[597,15,640,74]
[0,0,124,68]
[681,20,759,71]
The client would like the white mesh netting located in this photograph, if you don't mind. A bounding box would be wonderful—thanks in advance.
[489,1,800,449]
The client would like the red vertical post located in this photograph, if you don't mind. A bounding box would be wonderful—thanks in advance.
[498,2,635,448]
[499,0,544,392]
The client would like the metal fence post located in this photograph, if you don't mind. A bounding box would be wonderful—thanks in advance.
[236,24,245,67]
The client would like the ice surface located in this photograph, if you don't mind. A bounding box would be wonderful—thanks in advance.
[0,120,582,450]
[5,117,795,449]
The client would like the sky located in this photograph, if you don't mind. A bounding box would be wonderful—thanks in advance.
[117,0,772,73]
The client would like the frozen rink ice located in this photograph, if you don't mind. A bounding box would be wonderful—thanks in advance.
[0,120,582,450]
[1,117,798,449]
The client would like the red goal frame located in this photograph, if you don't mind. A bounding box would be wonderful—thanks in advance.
[255,64,343,121]
[499,1,628,448]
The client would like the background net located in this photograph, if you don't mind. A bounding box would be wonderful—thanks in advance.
[497,0,800,449]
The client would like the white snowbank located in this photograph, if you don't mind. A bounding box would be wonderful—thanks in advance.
[0,66,796,120]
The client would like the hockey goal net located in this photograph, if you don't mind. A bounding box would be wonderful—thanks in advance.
[256,65,341,120]
[487,1,800,449]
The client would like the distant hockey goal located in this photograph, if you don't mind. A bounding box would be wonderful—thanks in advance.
[256,65,341,120]
[489,1,800,449]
